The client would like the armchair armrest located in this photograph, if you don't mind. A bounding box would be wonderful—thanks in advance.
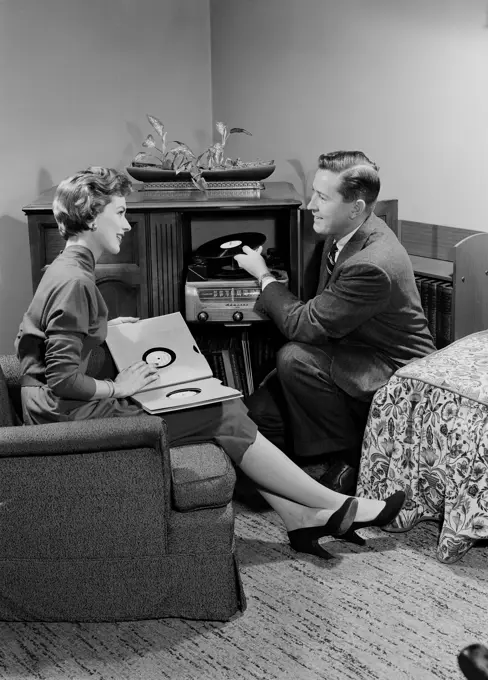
[0,415,166,457]
[0,354,21,386]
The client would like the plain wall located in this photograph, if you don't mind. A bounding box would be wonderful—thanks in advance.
[210,0,488,223]
[0,0,212,354]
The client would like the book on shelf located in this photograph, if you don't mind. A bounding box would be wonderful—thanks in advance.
[105,312,242,413]
[195,328,254,398]
[229,336,245,395]
[438,282,453,348]
[220,349,237,389]
[414,274,453,349]
[205,351,227,384]
[427,279,441,345]
[414,274,425,298]
[420,277,430,322]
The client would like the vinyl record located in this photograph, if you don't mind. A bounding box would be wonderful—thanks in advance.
[142,347,176,369]
[167,387,202,400]
[195,232,266,260]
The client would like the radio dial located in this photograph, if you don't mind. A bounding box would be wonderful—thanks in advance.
[197,311,209,322]
[233,311,244,322]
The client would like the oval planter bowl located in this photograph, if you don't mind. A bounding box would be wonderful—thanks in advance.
[126,164,276,183]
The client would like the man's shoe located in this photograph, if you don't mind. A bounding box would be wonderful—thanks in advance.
[318,459,358,494]
[458,644,488,680]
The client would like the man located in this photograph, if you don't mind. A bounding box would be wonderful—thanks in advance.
[234,150,436,493]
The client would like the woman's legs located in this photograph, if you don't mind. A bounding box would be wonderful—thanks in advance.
[239,431,385,530]
[163,401,386,533]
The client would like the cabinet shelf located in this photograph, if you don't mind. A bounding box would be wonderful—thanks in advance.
[399,221,488,343]
[409,256,453,282]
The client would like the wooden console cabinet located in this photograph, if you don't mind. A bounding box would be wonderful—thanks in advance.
[23,182,303,321]
[23,188,405,389]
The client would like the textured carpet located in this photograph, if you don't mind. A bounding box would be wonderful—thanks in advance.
[1,500,487,680]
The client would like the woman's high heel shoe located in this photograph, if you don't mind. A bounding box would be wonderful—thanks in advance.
[287,497,359,559]
[340,490,406,546]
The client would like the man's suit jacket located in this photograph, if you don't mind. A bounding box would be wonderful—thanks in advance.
[256,212,436,401]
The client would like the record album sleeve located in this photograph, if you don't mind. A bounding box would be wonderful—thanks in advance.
[106,312,242,413]
[130,378,243,414]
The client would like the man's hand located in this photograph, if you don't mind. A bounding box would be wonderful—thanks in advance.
[108,317,140,327]
[234,245,270,280]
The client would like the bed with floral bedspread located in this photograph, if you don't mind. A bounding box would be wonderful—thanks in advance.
[357,330,488,564]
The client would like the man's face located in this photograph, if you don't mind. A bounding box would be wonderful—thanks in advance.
[307,169,354,237]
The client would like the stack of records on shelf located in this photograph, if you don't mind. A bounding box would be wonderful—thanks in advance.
[196,331,254,398]
[247,325,284,387]
[193,324,286,398]
[414,275,453,349]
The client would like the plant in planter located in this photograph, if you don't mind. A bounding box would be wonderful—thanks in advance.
[129,114,274,190]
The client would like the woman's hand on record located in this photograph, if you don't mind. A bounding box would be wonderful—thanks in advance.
[114,361,160,397]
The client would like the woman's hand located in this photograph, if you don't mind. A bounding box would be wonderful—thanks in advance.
[114,361,160,397]
[108,317,140,326]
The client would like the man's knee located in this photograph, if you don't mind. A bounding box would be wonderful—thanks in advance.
[276,341,333,386]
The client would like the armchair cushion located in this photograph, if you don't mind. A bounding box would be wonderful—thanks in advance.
[170,442,236,511]
[0,355,22,424]
[0,364,14,427]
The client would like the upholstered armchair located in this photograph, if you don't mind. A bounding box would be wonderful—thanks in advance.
[0,353,245,622]
[357,330,488,564]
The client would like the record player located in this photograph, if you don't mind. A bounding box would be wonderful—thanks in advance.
[185,232,288,324]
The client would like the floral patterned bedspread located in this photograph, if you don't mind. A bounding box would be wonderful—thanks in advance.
[357,331,488,564]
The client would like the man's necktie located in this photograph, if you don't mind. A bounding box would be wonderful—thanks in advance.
[325,241,338,277]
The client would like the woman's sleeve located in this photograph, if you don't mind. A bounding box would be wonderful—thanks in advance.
[44,279,98,399]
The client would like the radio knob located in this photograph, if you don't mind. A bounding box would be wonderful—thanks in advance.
[233,311,244,322]
[197,311,209,322]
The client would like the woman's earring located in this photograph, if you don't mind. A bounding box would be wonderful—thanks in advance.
[90,222,97,232]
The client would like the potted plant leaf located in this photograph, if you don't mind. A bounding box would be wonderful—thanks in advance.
[127,114,275,190]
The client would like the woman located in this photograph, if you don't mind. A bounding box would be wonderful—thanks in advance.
[16,166,405,558]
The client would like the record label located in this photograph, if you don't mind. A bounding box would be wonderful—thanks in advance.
[195,232,266,259]
[142,347,176,369]
[220,239,243,250]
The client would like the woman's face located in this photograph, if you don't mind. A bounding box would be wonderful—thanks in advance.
[93,196,131,255]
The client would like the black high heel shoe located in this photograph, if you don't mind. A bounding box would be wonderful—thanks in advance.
[287,497,359,559]
[340,490,406,546]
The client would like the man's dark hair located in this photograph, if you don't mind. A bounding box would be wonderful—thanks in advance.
[318,150,380,206]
